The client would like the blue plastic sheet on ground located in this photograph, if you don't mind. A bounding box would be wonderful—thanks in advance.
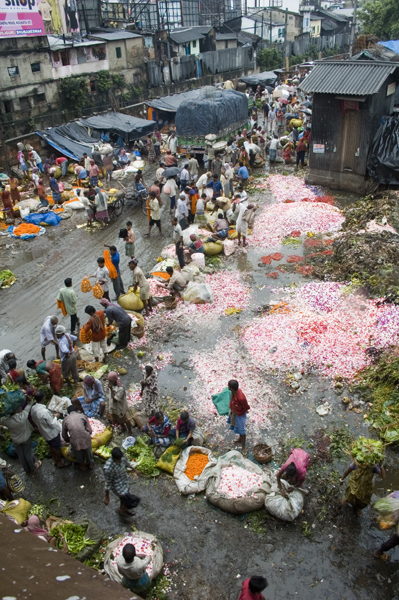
[7,225,46,240]
[24,212,62,226]
[211,387,231,416]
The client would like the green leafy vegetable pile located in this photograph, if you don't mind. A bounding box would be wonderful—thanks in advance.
[124,436,160,477]
[95,445,113,459]
[51,523,95,554]
[35,437,51,460]
[351,436,384,465]
[28,504,46,519]
[0,270,16,289]
[281,236,302,248]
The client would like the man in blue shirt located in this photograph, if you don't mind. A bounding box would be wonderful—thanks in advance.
[105,244,125,300]
[236,161,249,186]
[206,174,223,199]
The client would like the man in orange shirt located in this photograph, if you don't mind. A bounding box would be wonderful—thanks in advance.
[37,179,49,207]
[83,305,108,363]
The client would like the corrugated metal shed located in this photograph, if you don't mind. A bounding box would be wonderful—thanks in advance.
[299,61,398,95]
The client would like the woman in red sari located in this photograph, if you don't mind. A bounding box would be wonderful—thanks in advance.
[26,359,63,394]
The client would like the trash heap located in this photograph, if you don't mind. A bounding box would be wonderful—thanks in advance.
[310,194,399,297]
[352,349,399,443]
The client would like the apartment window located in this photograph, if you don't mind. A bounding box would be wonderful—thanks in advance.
[3,100,13,113]
[52,51,60,63]
[19,97,31,110]
[60,49,70,66]
[33,93,46,105]
[317,25,320,33]
[31,62,41,73]
[225,40,228,48]
[192,39,197,48]
[312,26,315,33]
[8,66,19,77]
[116,46,122,58]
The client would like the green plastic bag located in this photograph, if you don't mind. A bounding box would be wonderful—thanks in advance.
[211,387,231,416]
[0,389,26,417]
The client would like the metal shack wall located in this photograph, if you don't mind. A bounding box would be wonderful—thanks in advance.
[307,77,397,193]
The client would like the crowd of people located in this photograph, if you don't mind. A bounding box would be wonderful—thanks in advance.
[3,79,398,598]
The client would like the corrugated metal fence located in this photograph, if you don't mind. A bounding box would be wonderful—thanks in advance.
[147,47,254,87]
[259,32,351,58]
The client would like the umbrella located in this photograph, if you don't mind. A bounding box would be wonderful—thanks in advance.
[302,101,312,108]
[205,133,217,141]
[300,108,312,115]
[279,98,289,105]
[265,86,274,93]
[162,167,181,178]
[272,89,283,99]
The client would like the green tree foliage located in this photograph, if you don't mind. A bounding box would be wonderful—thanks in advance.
[96,71,126,92]
[59,75,92,113]
[257,47,283,70]
[358,0,399,40]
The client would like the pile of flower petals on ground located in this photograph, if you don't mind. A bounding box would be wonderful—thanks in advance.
[218,466,263,498]
[242,282,399,380]
[111,535,154,576]
[191,337,276,431]
[88,418,106,437]
[250,202,344,249]
[148,271,251,327]
[267,174,318,203]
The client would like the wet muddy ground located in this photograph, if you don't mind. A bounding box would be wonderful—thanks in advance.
[1,159,399,600]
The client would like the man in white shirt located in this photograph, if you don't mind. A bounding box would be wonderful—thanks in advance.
[31,149,43,172]
[164,266,187,294]
[147,191,162,237]
[180,164,190,190]
[165,176,178,212]
[269,135,279,163]
[31,390,69,467]
[177,193,188,229]
[116,543,151,593]
[188,154,199,181]
[197,171,212,194]
[90,257,110,300]
[83,153,91,172]
[1,399,40,474]
[172,217,185,268]
[156,165,166,187]
[168,132,178,155]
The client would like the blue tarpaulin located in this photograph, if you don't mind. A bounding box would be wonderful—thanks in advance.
[24,212,62,226]
[378,40,399,54]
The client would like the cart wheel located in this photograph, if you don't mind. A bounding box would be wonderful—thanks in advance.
[113,198,123,218]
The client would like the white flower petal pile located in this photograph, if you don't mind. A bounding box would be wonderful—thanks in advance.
[191,337,276,430]
[250,202,344,249]
[218,465,263,498]
[267,174,318,202]
[88,418,106,437]
[242,282,399,380]
[111,534,154,576]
